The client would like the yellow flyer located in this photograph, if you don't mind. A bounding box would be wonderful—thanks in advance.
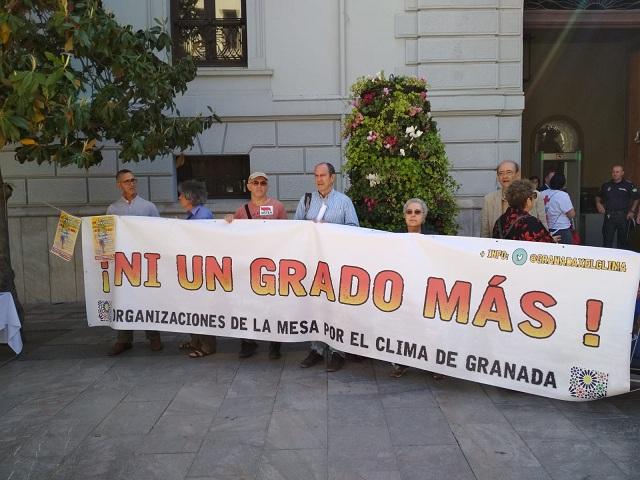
[91,215,116,261]
[50,211,82,261]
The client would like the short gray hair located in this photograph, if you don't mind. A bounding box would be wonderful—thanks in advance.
[178,179,208,206]
[403,198,428,223]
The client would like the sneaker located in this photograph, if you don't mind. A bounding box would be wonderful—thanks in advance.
[268,342,282,360]
[300,350,323,368]
[149,337,163,352]
[326,353,345,372]
[239,340,258,358]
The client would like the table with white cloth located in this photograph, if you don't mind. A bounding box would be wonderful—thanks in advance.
[0,292,22,354]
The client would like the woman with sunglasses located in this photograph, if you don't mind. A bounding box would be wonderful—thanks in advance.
[178,179,217,358]
[492,179,555,243]
[390,198,444,379]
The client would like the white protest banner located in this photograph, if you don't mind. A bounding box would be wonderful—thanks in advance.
[82,216,640,401]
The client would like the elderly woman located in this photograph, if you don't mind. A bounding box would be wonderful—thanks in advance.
[492,179,555,243]
[390,198,444,379]
[178,179,216,358]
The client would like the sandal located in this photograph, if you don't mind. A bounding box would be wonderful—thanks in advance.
[188,349,211,358]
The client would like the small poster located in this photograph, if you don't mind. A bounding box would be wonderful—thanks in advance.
[50,211,82,261]
[91,215,116,261]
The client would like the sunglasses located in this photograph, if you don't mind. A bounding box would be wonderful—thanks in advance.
[405,209,423,215]
[251,180,268,186]
[119,178,137,184]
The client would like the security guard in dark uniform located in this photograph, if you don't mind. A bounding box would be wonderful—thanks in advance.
[595,165,639,249]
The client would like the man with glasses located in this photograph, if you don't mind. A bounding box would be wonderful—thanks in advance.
[294,162,359,372]
[480,160,548,238]
[226,172,286,359]
[106,169,162,355]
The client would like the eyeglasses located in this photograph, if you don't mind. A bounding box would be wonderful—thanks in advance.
[251,180,268,186]
[405,209,423,215]
[119,178,137,184]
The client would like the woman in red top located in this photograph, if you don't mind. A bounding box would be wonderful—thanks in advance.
[492,179,555,243]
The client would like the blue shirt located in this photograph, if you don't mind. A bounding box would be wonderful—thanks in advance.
[107,195,159,217]
[187,204,214,220]
[294,189,359,226]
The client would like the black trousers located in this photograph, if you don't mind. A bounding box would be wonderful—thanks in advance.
[602,211,629,249]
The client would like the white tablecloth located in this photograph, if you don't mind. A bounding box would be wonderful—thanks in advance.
[0,292,22,354]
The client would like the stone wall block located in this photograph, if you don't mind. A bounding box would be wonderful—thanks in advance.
[445,143,498,169]
[277,121,335,146]
[47,216,78,303]
[250,148,304,173]
[28,178,88,205]
[224,122,276,153]
[21,217,51,303]
[419,37,497,63]
[418,10,497,36]
[277,174,315,201]
[119,155,174,175]
[305,147,342,173]
[452,170,497,196]
[150,176,177,203]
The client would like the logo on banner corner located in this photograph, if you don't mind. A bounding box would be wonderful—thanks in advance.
[97,300,113,322]
[568,366,608,400]
[512,248,528,266]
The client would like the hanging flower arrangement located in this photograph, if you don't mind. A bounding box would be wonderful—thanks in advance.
[343,72,459,233]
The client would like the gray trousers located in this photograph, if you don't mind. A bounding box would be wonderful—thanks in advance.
[310,341,345,358]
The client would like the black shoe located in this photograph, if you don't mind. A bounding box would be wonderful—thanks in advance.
[268,342,282,360]
[300,350,323,368]
[326,353,345,372]
[239,340,258,358]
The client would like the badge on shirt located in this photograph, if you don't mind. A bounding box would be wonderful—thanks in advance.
[259,205,274,216]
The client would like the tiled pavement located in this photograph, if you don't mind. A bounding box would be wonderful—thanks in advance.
[1,303,640,480]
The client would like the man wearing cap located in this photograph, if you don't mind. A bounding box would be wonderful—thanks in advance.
[294,162,359,372]
[225,172,287,359]
[106,169,163,355]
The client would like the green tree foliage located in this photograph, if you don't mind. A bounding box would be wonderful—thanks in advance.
[0,0,216,325]
[343,73,458,234]
[0,0,217,166]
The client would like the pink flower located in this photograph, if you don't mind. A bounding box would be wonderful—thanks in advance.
[383,135,397,150]
[419,91,428,101]
[351,112,364,130]
[362,92,376,104]
[352,98,360,108]
[366,131,378,142]
[364,197,377,212]
[408,106,423,117]
[383,87,390,96]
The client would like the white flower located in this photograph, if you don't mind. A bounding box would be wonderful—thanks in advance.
[400,149,405,157]
[376,71,384,79]
[365,173,382,187]
[427,112,432,119]
[405,126,423,139]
